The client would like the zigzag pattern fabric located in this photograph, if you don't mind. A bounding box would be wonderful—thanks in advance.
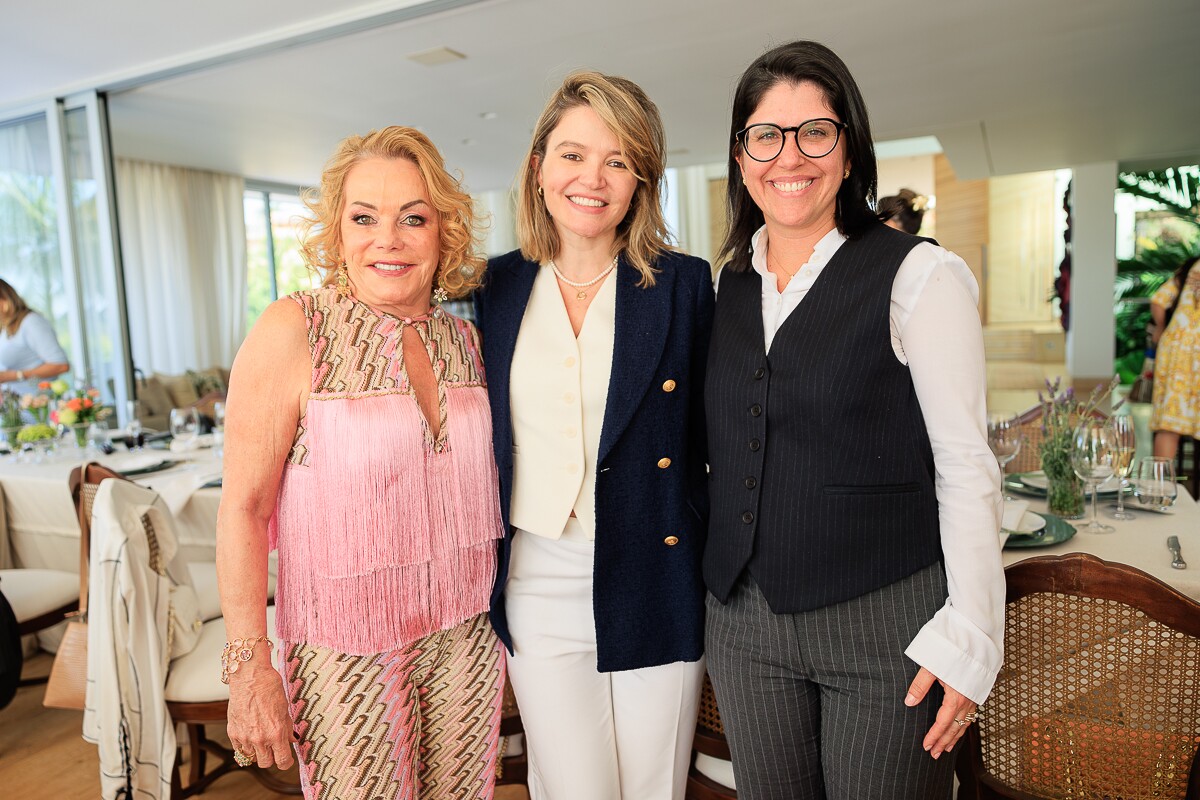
[283,613,504,800]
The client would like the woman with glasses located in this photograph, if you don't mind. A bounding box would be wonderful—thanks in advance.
[703,40,1003,797]
[475,71,713,799]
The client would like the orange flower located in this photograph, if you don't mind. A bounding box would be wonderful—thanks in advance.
[82,397,94,409]
[86,388,100,398]
[66,398,83,412]
[37,381,51,390]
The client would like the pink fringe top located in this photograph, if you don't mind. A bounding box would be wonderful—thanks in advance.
[269,287,503,654]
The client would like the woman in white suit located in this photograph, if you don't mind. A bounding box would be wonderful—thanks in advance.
[475,71,714,800]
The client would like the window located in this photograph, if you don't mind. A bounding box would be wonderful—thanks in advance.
[244,186,316,330]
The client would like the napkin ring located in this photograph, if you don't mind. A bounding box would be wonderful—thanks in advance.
[220,635,273,684]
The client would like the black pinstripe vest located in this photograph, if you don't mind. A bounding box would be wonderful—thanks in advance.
[704,224,943,613]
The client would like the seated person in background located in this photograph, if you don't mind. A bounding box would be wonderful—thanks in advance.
[878,187,928,235]
[0,278,69,394]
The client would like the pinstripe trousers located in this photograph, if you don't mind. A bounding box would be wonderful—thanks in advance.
[705,563,955,800]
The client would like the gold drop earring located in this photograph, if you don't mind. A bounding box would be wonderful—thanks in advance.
[335,263,352,298]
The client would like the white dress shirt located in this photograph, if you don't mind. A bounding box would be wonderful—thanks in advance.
[718,225,1004,704]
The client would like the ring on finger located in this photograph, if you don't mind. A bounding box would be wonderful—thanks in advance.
[234,749,255,768]
[953,709,979,726]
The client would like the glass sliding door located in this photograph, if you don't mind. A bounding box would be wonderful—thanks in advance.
[53,94,130,416]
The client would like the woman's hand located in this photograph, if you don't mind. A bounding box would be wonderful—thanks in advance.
[227,658,296,769]
[905,666,977,760]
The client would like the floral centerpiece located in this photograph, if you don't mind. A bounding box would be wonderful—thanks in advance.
[48,382,112,448]
[14,381,59,446]
[1037,376,1121,518]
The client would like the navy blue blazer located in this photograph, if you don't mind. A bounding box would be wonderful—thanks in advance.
[474,248,714,672]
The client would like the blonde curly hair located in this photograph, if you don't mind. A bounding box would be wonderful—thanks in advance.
[298,126,485,299]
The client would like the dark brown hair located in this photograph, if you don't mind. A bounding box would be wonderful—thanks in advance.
[717,40,879,272]
[877,188,927,235]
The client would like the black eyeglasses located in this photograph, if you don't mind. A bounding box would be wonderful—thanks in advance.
[735,118,847,162]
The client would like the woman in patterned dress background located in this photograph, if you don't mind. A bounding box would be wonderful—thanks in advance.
[1150,254,1200,458]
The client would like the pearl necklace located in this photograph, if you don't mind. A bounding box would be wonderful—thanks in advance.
[550,256,618,300]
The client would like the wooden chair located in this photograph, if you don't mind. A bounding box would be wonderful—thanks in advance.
[955,553,1200,799]
[77,468,298,798]
[686,674,737,799]
[1004,405,1108,474]
[494,678,528,788]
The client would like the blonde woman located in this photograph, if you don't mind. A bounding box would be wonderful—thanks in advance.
[0,278,69,394]
[218,127,505,799]
[474,72,713,800]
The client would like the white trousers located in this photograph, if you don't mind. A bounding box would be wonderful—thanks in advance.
[506,523,705,800]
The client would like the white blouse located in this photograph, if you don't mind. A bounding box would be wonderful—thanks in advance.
[720,225,1005,705]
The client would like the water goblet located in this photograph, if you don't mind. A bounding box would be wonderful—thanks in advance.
[987,414,1022,498]
[169,407,200,448]
[1133,457,1178,513]
[212,400,226,459]
[124,400,145,450]
[1108,415,1136,520]
[1071,419,1116,533]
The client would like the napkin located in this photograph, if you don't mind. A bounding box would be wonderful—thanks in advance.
[140,467,223,514]
[1002,499,1030,532]
[99,451,169,473]
[169,433,215,453]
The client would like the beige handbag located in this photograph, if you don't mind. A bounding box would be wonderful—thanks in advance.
[43,478,92,711]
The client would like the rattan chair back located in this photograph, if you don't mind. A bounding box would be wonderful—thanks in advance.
[958,553,1200,799]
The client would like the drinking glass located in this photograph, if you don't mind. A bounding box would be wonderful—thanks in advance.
[1070,419,1116,533]
[212,400,226,459]
[1133,457,1178,512]
[169,407,200,447]
[1108,415,1137,520]
[124,399,144,450]
[987,414,1022,498]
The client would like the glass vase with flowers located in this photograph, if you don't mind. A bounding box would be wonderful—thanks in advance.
[49,382,112,448]
[1037,376,1121,519]
[0,390,22,450]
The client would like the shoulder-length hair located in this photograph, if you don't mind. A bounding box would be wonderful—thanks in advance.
[0,279,32,337]
[515,70,672,287]
[717,40,879,273]
[298,126,485,299]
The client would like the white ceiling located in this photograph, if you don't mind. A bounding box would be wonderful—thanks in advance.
[4,0,1198,192]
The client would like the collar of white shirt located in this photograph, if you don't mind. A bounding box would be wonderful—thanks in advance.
[749,225,847,295]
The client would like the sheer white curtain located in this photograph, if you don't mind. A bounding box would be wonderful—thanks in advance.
[115,159,246,374]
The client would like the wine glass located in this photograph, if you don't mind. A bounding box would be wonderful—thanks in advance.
[1070,419,1116,533]
[987,414,1022,498]
[1133,457,1178,512]
[212,400,226,459]
[169,407,200,448]
[124,399,144,450]
[1108,415,1137,520]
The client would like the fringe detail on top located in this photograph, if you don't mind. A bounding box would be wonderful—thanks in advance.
[272,387,503,654]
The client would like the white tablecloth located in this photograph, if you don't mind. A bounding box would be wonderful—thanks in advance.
[1003,488,1200,601]
[0,447,224,572]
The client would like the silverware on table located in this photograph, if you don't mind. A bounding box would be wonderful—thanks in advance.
[1168,535,1187,570]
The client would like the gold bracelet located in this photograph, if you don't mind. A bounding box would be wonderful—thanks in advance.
[220,635,273,684]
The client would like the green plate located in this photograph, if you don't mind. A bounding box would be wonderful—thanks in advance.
[121,459,181,477]
[1003,512,1077,549]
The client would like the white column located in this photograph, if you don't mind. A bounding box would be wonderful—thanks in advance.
[1066,162,1117,383]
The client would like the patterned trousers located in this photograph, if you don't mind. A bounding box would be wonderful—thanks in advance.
[283,613,504,800]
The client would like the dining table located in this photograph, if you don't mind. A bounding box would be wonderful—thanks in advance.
[1001,472,1200,601]
[0,440,225,573]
